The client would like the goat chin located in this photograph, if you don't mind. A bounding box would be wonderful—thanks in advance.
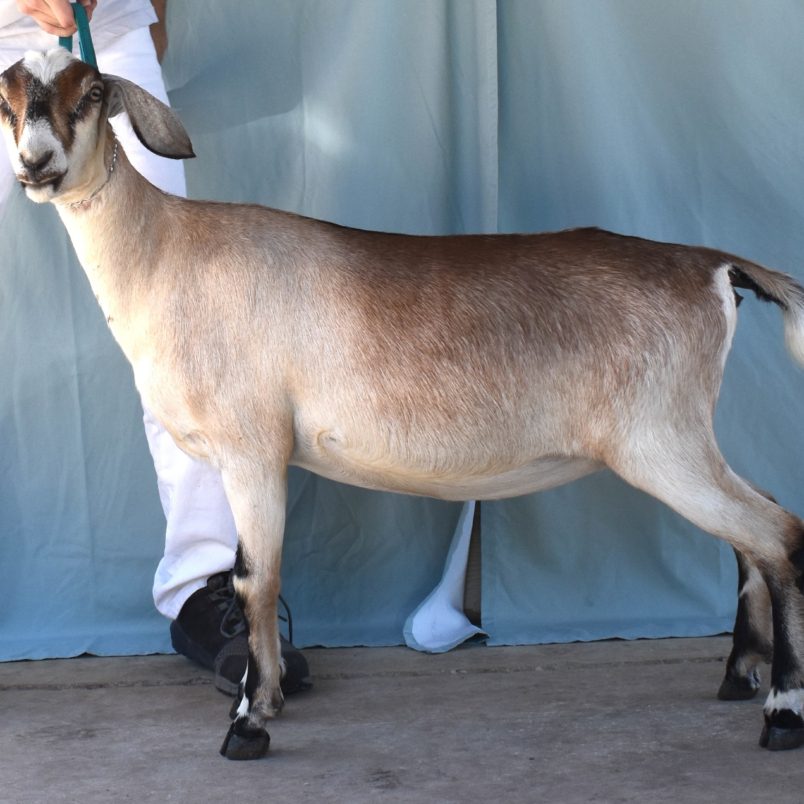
[22,184,57,203]
[5,48,804,760]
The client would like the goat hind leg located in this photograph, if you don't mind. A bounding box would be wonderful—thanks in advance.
[609,432,804,749]
[217,464,287,760]
[757,561,804,750]
[718,548,773,701]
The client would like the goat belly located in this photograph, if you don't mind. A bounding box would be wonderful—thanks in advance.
[291,427,601,500]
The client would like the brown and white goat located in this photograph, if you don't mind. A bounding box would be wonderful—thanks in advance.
[2,49,804,759]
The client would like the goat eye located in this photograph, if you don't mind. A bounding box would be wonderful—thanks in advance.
[88,86,103,102]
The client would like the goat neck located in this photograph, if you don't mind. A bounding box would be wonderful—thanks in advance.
[53,134,172,362]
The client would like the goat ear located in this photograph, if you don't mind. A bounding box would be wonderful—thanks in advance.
[102,74,195,160]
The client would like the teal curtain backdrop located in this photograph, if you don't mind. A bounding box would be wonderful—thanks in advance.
[2,0,804,658]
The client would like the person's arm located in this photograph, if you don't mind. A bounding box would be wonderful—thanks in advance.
[15,0,97,36]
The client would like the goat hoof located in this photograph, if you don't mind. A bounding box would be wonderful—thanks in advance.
[219,721,271,760]
[717,672,760,701]
[759,724,804,751]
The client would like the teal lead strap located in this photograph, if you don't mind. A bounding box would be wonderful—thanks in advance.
[57,3,97,68]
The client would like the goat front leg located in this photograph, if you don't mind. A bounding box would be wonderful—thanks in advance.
[217,462,287,761]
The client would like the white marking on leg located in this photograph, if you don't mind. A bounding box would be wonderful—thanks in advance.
[236,694,250,718]
[765,687,804,716]
[236,660,250,718]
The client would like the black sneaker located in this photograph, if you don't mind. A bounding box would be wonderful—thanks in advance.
[170,570,312,696]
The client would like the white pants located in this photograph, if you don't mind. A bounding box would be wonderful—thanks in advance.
[0,26,238,619]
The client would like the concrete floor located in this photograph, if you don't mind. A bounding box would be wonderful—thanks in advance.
[1,637,803,803]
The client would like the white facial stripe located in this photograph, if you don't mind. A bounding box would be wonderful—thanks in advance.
[12,50,76,178]
[17,117,67,173]
[22,48,75,85]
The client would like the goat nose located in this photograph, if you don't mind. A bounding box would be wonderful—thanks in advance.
[20,149,53,172]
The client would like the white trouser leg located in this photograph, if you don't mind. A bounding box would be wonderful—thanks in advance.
[143,409,237,618]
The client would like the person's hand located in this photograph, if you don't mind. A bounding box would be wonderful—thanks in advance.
[16,0,97,37]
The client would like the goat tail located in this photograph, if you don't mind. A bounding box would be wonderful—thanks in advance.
[729,259,804,367]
